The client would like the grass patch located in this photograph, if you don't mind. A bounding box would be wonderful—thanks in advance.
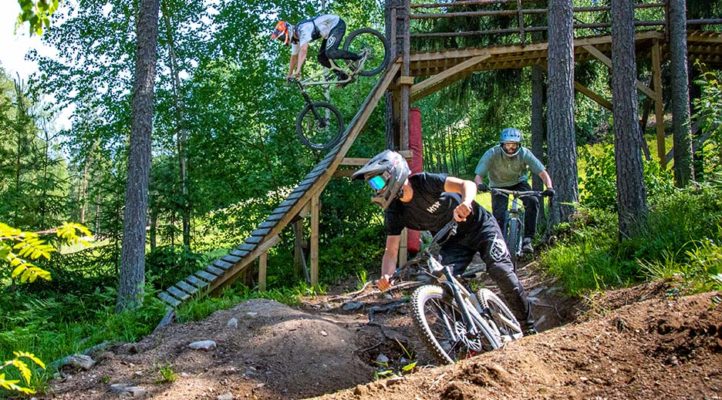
[541,185,722,296]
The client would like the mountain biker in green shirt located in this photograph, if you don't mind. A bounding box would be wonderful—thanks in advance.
[474,128,555,254]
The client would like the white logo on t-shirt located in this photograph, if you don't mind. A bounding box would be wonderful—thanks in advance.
[426,201,441,213]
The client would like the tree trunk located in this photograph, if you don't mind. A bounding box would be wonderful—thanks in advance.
[546,0,578,226]
[117,0,161,312]
[669,0,693,187]
[531,64,546,222]
[161,2,191,250]
[611,0,648,239]
[531,65,545,192]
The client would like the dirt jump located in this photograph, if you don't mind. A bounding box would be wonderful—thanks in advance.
[45,265,722,400]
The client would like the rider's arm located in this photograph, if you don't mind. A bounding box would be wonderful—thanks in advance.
[444,177,477,222]
[378,235,401,291]
[294,43,309,76]
[539,170,553,189]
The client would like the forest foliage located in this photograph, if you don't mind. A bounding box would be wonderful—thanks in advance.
[1,0,722,395]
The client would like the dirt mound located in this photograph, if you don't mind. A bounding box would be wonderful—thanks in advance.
[317,291,722,400]
[43,281,721,400]
[48,299,374,399]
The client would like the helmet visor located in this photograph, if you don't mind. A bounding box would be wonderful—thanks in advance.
[368,175,388,192]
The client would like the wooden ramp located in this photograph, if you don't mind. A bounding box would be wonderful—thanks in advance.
[157,60,402,308]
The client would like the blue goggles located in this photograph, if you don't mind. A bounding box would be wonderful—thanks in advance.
[368,175,387,191]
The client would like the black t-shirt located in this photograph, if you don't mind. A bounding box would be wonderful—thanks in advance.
[384,173,484,237]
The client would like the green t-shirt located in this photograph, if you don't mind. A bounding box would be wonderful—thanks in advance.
[474,146,545,187]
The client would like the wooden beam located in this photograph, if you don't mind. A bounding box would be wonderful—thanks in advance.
[258,252,267,291]
[574,81,612,111]
[210,234,280,293]
[397,76,415,85]
[399,228,408,269]
[411,55,491,101]
[310,192,320,287]
[340,150,414,166]
[583,45,657,99]
[651,40,667,168]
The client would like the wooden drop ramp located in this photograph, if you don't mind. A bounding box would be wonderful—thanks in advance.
[157,60,402,309]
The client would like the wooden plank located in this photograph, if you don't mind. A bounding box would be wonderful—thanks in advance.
[176,280,199,295]
[286,191,305,201]
[221,255,242,264]
[206,265,225,276]
[213,259,233,270]
[310,193,320,287]
[229,248,249,257]
[237,243,257,252]
[265,213,284,222]
[583,45,657,99]
[259,252,268,291]
[195,270,217,282]
[272,205,292,214]
[397,76,414,85]
[167,285,190,301]
[158,292,181,307]
[574,81,612,111]
[245,235,264,244]
[411,55,492,101]
[250,227,271,237]
[186,275,209,289]
[258,220,278,230]
[210,234,282,293]
[651,40,666,168]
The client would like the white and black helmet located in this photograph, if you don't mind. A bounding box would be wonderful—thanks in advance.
[352,150,410,209]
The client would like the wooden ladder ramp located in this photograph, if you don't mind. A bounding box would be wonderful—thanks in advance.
[157,60,402,309]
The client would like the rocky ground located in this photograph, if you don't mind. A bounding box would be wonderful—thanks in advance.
[41,261,722,400]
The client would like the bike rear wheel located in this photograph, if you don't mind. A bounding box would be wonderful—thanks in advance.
[476,288,523,341]
[295,101,344,151]
[343,28,390,77]
[411,285,501,365]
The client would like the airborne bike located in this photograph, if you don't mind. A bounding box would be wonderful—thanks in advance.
[290,28,389,151]
[397,220,523,364]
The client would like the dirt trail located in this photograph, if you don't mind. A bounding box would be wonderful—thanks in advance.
[43,270,721,400]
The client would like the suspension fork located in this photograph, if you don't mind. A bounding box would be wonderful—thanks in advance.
[296,81,325,122]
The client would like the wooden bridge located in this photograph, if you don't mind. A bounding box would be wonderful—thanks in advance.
[158,1,722,309]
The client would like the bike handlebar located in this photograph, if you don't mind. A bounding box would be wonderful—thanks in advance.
[477,183,552,198]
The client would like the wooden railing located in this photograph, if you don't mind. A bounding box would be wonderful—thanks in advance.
[407,0,721,45]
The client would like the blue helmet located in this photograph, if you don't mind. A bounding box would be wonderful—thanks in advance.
[499,128,522,157]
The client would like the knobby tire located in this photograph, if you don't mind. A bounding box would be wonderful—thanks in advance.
[476,288,522,340]
[343,28,390,77]
[295,101,344,151]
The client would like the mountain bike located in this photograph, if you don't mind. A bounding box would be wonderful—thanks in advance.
[291,28,390,151]
[395,220,523,365]
[478,184,551,269]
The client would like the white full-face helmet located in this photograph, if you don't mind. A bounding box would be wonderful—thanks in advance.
[351,150,411,209]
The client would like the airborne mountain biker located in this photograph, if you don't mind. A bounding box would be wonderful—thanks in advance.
[270,15,362,84]
[353,150,537,334]
[474,128,555,254]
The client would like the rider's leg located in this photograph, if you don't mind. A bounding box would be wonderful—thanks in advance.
[517,181,539,239]
[324,19,361,64]
[474,212,535,333]
[438,242,475,277]
[490,189,508,233]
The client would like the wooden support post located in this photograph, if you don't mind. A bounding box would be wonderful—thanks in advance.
[583,45,657,99]
[399,228,408,268]
[574,81,612,111]
[310,193,320,287]
[258,252,267,291]
[651,40,667,168]
[400,0,411,151]
[516,0,525,45]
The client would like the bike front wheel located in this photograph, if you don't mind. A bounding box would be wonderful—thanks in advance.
[411,285,501,365]
[295,101,344,151]
[476,288,523,342]
[506,217,522,267]
[343,28,390,77]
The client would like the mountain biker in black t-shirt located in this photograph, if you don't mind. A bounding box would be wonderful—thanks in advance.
[352,150,536,333]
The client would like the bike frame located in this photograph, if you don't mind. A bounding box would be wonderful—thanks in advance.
[406,222,504,349]
[490,189,544,258]
[298,53,368,88]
